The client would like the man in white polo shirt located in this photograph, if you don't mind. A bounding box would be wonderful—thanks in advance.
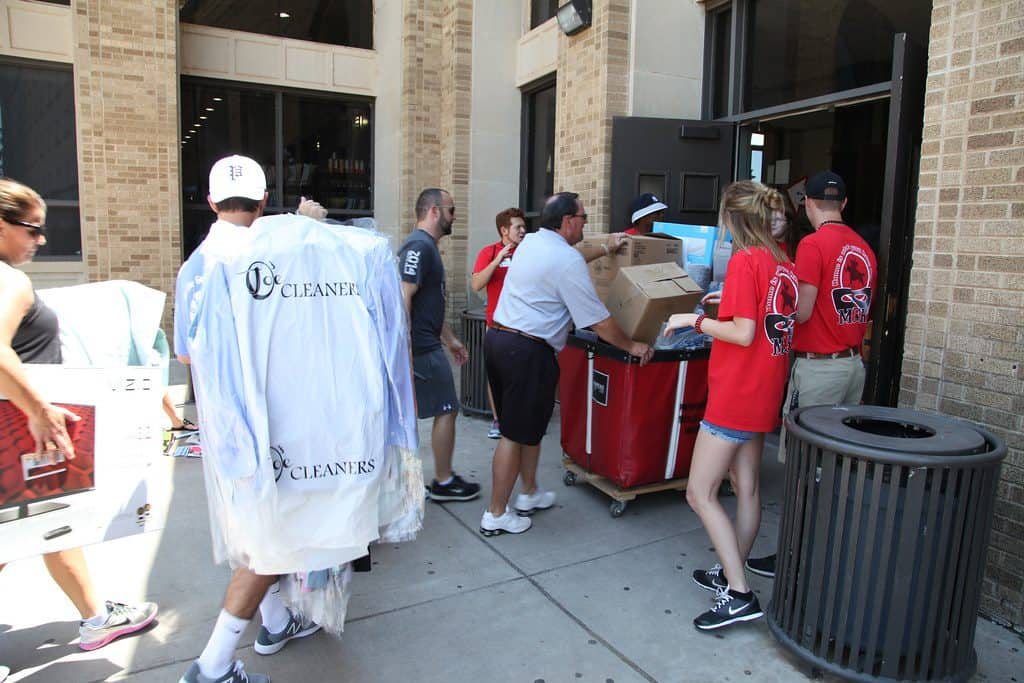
[480,192,654,535]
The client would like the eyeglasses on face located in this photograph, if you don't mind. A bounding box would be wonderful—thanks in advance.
[5,218,47,238]
[438,204,456,214]
[573,213,588,221]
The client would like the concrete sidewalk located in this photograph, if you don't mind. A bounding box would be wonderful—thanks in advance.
[1,397,1021,682]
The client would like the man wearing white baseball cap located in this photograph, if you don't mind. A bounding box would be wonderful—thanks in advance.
[175,155,319,683]
[624,192,668,235]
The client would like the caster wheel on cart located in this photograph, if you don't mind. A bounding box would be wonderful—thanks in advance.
[563,471,577,487]
[609,500,627,517]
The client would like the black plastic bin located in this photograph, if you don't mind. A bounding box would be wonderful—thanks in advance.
[459,308,490,417]
[768,405,1006,683]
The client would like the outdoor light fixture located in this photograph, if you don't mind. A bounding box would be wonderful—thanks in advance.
[212,97,223,102]
[556,0,592,36]
[278,11,290,19]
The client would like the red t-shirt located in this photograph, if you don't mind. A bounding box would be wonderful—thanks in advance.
[704,247,799,432]
[472,241,514,326]
[624,227,639,235]
[792,222,877,353]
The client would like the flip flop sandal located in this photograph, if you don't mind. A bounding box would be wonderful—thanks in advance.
[171,419,198,432]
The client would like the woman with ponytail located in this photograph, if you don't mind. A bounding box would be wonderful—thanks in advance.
[663,180,799,631]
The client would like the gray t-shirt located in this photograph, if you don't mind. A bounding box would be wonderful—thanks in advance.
[397,228,445,354]
[493,228,609,352]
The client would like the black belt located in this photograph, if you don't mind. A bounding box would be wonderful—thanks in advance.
[491,323,546,345]
[794,347,859,359]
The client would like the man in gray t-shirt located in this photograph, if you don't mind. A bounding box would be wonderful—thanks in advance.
[397,188,480,503]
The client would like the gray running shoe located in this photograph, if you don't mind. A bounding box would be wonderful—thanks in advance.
[179,660,269,683]
[78,600,158,651]
[254,611,321,655]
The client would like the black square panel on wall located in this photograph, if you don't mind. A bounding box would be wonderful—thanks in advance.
[680,173,720,212]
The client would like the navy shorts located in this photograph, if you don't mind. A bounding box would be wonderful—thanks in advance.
[412,347,459,418]
[484,328,558,446]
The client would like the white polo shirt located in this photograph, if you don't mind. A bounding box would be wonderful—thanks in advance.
[493,227,609,352]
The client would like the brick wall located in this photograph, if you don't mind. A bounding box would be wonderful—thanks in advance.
[73,0,180,328]
[555,0,631,233]
[902,0,1024,630]
[399,0,473,327]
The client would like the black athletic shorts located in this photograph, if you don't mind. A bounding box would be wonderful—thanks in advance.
[483,328,559,446]
[412,347,459,418]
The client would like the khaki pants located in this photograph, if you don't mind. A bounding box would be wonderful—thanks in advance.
[778,355,865,462]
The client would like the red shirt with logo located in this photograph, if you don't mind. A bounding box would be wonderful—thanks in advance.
[472,241,514,326]
[704,247,799,432]
[792,222,877,353]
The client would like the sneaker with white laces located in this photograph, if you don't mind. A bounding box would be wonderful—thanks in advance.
[487,421,501,439]
[694,587,763,631]
[78,600,158,651]
[692,563,728,593]
[254,610,321,655]
[480,509,532,536]
[179,659,270,683]
[514,488,556,516]
[428,473,481,502]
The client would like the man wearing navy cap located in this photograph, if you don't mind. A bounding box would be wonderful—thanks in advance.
[624,193,668,235]
[748,170,878,580]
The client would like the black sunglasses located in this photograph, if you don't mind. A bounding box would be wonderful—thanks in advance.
[6,218,47,238]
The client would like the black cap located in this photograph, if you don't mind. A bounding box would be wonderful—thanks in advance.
[629,193,668,224]
[805,171,846,201]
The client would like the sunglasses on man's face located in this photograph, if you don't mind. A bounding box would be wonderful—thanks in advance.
[6,218,47,238]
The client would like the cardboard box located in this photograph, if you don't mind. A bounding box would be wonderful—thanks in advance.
[606,262,705,343]
[580,233,682,301]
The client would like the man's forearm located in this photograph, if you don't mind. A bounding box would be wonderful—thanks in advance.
[590,317,634,351]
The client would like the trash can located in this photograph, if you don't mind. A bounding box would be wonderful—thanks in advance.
[767,405,1006,683]
[459,308,489,417]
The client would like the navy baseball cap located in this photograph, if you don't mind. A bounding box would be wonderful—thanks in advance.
[629,193,668,223]
[805,171,847,201]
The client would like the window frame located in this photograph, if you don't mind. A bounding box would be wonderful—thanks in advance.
[519,75,557,231]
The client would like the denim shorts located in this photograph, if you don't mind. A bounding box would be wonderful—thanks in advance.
[700,420,758,444]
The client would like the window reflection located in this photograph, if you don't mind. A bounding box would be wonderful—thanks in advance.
[744,0,931,111]
[180,0,372,50]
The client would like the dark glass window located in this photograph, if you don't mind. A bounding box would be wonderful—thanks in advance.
[744,0,932,111]
[180,78,373,258]
[710,8,732,119]
[281,94,372,213]
[34,0,70,4]
[180,0,372,50]
[521,82,557,232]
[0,60,80,259]
[531,0,560,29]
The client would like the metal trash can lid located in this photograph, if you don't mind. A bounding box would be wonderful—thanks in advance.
[795,405,988,456]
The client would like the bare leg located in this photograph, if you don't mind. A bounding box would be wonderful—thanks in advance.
[489,437,522,515]
[42,548,101,618]
[730,434,764,561]
[162,392,184,429]
[431,412,456,482]
[222,568,279,619]
[685,429,749,593]
[518,443,542,494]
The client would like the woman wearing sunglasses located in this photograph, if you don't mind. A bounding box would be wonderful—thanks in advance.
[0,178,157,662]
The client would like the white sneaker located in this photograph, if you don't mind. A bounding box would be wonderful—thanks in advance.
[480,509,532,536]
[514,488,556,515]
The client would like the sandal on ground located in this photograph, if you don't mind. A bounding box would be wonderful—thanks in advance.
[171,419,199,432]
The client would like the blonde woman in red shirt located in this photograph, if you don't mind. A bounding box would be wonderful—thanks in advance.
[664,181,798,631]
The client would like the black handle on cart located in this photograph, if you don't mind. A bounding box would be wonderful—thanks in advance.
[567,330,711,363]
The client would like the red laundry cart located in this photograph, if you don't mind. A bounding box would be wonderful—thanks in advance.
[558,332,710,516]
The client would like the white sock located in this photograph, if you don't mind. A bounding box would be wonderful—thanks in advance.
[197,609,248,679]
[258,582,290,633]
[83,611,107,627]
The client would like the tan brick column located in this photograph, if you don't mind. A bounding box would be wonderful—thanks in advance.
[400,0,473,325]
[72,0,180,327]
[555,0,631,233]
[901,0,1023,627]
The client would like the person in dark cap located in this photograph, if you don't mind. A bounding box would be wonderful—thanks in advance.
[624,193,668,235]
[747,170,878,580]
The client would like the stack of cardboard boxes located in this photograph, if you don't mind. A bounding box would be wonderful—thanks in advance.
[577,234,705,343]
